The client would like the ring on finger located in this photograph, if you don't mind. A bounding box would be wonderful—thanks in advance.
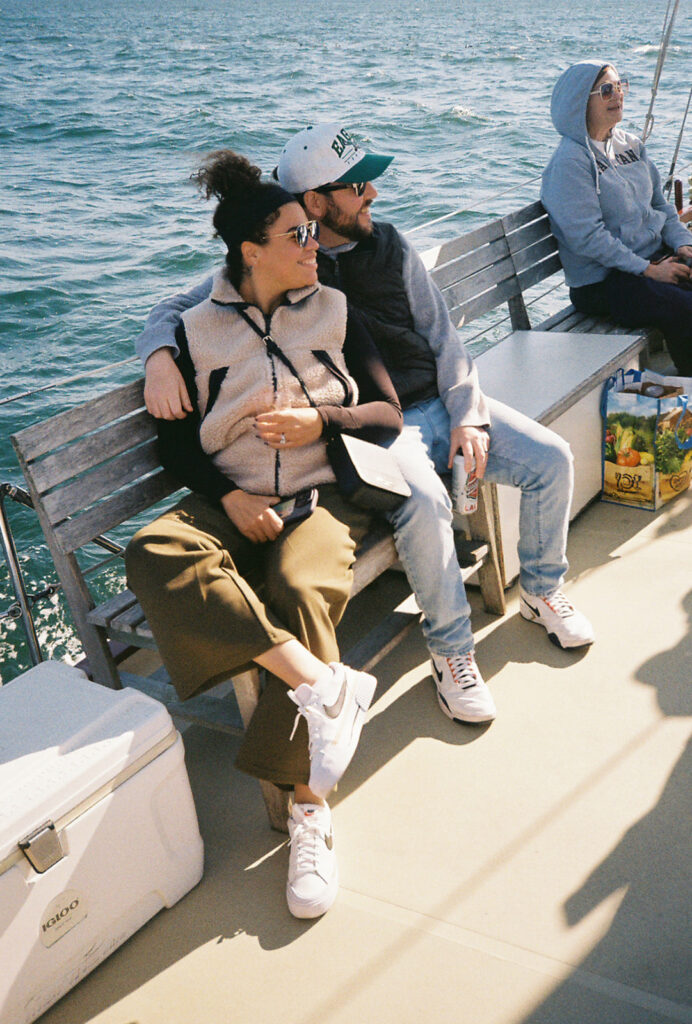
[279,433,286,445]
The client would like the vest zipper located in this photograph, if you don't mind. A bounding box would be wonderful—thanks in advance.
[261,310,281,496]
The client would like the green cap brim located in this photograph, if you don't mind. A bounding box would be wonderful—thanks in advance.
[337,153,394,184]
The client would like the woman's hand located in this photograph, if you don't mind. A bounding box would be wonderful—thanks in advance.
[643,256,692,286]
[254,408,323,448]
[676,244,692,264]
[221,490,283,543]
[144,349,193,420]
[448,425,490,479]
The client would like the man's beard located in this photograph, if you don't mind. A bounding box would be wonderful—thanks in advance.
[321,197,373,243]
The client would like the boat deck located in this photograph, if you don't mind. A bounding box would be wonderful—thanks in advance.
[37,492,692,1024]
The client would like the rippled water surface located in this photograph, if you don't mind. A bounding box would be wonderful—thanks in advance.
[1,0,690,678]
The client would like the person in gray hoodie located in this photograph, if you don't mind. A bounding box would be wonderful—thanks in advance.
[541,60,692,374]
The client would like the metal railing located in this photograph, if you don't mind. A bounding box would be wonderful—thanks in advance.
[0,481,124,669]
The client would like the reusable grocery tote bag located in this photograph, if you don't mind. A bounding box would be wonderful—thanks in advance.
[601,369,692,509]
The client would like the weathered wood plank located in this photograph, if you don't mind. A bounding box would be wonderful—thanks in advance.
[12,379,145,462]
[504,214,552,254]
[53,469,179,553]
[424,217,505,270]
[516,253,563,290]
[110,601,148,633]
[501,200,546,234]
[448,273,523,327]
[43,439,161,524]
[443,254,519,313]
[87,588,139,628]
[29,411,156,496]
[431,236,510,293]
[511,235,559,275]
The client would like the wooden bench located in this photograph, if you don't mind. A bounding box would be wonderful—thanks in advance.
[11,379,504,831]
[12,197,663,827]
[423,199,660,582]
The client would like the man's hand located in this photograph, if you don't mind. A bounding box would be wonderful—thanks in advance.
[144,349,193,420]
[221,490,283,543]
[643,256,692,285]
[448,425,491,479]
[254,408,323,449]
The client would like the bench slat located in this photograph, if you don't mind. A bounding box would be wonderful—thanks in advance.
[448,272,523,327]
[424,218,505,270]
[28,411,156,496]
[111,602,148,633]
[53,470,179,554]
[511,235,559,274]
[504,216,554,257]
[12,379,146,462]
[43,439,161,524]
[431,236,510,293]
[501,200,547,234]
[87,588,139,628]
[516,252,563,291]
[443,254,519,313]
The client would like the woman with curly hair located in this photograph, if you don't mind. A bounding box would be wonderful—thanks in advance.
[126,150,402,919]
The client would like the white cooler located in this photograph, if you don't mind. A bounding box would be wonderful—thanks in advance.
[0,661,205,1024]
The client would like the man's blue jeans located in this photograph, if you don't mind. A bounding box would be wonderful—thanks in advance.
[384,397,574,656]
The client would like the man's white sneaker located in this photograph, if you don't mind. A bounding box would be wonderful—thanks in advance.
[430,651,497,723]
[519,588,595,649]
[288,663,376,799]
[286,803,338,919]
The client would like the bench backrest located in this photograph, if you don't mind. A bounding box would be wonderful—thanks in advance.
[12,378,175,557]
[426,200,561,331]
[11,378,178,685]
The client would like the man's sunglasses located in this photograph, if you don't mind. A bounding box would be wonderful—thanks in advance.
[314,181,368,198]
[590,78,629,100]
[270,220,320,247]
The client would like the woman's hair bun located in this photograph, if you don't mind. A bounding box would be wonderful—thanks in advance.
[191,150,262,203]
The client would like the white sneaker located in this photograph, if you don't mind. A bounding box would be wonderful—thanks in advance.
[519,588,595,649]
[430,651,497,723]
[286,802,338,919]
[288,663,376,799]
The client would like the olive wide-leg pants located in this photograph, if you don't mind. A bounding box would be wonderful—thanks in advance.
[125,486,371,787]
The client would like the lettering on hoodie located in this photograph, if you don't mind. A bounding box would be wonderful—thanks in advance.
[593,147,640,173]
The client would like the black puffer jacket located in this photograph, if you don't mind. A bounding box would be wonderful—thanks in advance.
[317,222,438,410]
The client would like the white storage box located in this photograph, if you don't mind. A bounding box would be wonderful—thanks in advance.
[0,661,204,1024]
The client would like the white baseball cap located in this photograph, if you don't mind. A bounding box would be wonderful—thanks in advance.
[275,124,394,194]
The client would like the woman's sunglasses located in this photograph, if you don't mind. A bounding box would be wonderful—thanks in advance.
[590,78,629,100]
[314,181,368,198]
[270,220,320,247]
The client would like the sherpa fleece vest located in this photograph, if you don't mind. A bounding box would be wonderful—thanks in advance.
[181,273,357,497]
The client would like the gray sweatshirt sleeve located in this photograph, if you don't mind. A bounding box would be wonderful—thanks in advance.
[400,231,490,428]
[135,275,214,365]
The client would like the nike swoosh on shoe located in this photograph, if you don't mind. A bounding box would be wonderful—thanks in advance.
[322,679,348,719]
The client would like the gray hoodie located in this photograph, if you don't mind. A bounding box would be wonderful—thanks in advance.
[540,59,690,287]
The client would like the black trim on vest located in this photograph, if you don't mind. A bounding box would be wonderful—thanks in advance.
[204,366,229,419]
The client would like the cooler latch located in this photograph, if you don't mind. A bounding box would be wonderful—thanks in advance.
[19,820,65,873]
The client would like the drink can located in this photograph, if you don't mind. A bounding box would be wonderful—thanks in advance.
[452,454,479,514]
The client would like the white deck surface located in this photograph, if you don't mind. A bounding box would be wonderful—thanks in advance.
[37,493,692,1024]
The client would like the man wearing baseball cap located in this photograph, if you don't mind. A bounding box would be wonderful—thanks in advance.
[137,125,594,726]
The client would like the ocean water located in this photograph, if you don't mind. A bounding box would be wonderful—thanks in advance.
[1,0,690,680]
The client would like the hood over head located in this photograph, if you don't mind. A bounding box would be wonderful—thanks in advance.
[550,60,613,143]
